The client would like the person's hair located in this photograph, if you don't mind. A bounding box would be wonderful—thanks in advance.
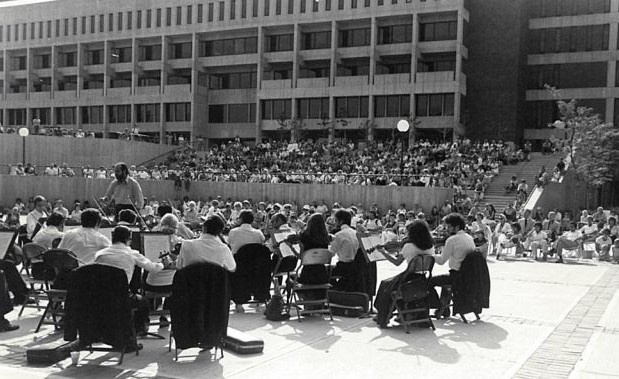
[111,225,132,244]
[159,214,179,230]
[114,162,129,175]
[301,213,330,248]
[81,208,102,228]
[118,209,137,224]
[511,222,522,233]
[47,213,65,227]
[444,213,466,230]
[406,220,434,250]
[204,215,225,236]
[271,213,288,226]
[34,196,46,207]
[335,209,352,226]
[534,222,543,229]
[157,204,173,217]
[239,210,254,224]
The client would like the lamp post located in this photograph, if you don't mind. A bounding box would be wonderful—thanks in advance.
[18,127,30,166]
[396,119,410,186]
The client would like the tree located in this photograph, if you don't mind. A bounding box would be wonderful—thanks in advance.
[277,114,305,143]
[546,85,619,187]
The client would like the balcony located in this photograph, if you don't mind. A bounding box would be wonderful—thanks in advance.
[335,76,368,87]
[135,86,161,96]
[415,71,457,93]
[297,77,330,89]
[163,84,191,97]
[5,93,28,101]
[374,73,411,86]
[81,88,104,97]
[107,87,132,97]
[29,92,51,102]
[54,90,77,100]
[261,79,292,90]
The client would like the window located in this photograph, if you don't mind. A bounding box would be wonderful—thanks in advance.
[47,21,51,38]
[34,54,51,69]
[374,95,410,117]
[138,70,161,86]
[218,1,224,21]
[299,61,330,78]
[209,103,255,123]
[127,12,132,30]
[297,97,330,119]
[86,49,104,65]
[64,18,69,36]
[187,5,192,24]
[302,31,331,49]
[72,17,77,35]
[108,13,113,31]
[81,17,86,34]
[157,8,162,27]
[0,26,3,42]
[99,15,104,32]
[117,12,123,31]
[313,0,319,11]
[56,107,76,125]
[378,24,412,44]
[90,16,95,33]
[136,104,160,123]
[261,99,292,120]
[530,25,610,54]
[82,106,104,124]
[335,96,369,118]
[253,0,258,16]
[169,42,192,59]
[58,75,77,91]
[231,0,236,19]
[33,77,52,92]
[147,10,152,28]
[201,37,257,56]
[241,0,247,18]
[10,56,27,70]
[139,44,162,61]
[300,0,306,13]
[30,22,35,39]
[208,3,214,21]
[137,11,142,29]
[83,74,104,89]
[198,4,204,22]
[111,47,132,63]
[326,0,332,10]
[166,7,172,26]
[339,28,371,47]
[110,71,132,87]
[264,0,270,16]
[419,21,458,42]
[176,6,182,25]
[266,34,294,52]
[165,103,191,122]
[55,19,60,37]
[108,105,132,123]
[58,51,77,67]
[228,104,253,123]
[209,105,225,123]
[415,93,454,117]
[277,0,283,15]
[352,0,358,9]
[365,0,370,6]
[339,0,344,10]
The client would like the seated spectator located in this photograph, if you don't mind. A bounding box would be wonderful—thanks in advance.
[228,210,266,254]
[493,215,513,257]
[595,229,612,261]
[3,207,21,229]
[33,213,65,249]
[94,225,168,336]
[555,222,582,264]
[525,222,549,260]
[57,209,111,265]
[473,230,489,259]
[592,207,607,225]
[579,216,598,242]
[157,205,195,240]
[605,216,618,241]
[69,202,83,224]
[53,200,70,219]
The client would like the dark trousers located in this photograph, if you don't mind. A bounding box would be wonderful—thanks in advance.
[0,260,28,302]
[143,283,172,311]
[130,293,150,333]
[428,270,460,310]
[0,270,13,317]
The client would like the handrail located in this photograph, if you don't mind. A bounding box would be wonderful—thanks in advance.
[135,144,191,168]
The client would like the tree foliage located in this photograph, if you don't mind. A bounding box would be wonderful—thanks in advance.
[546,86,619,186]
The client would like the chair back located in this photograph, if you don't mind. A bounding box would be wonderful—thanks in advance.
[42,249,79,275]
[300,248,332,266]
[22,243,47,260]
[405,254,434,277]
[232,243,273,303]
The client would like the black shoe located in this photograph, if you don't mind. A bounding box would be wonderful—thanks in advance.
[159,316,170,327]
[124,343,143,353]
[0,319,19,332]
[556,258,563,264]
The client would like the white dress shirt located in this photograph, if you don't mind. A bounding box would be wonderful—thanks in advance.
[330,225,359,263]
[27,209,47,239]
[32,226,64,249]
[228,223,266,254]
[435,230,476,271]
[95,243,164,283]
[58,227,112,265]
[176,233,236,272]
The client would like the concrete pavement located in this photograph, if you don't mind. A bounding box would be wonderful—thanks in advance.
[0,257,617,379]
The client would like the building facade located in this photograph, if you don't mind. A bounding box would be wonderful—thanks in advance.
[0,0,470,143]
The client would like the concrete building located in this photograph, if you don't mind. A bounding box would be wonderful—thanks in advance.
[0,0,471,144]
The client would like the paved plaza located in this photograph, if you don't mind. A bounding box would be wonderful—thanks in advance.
[0,257,617,379]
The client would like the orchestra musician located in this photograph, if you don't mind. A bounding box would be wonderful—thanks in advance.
[101,162,144,220]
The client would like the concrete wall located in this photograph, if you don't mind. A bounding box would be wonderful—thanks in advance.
[0,175,454,213]
[0,135,175,167]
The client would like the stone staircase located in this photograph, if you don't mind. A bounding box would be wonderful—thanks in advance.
[483,152,561,212]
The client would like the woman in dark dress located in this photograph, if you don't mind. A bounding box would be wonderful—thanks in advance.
[373,220,435,328]
[298,213,331,285]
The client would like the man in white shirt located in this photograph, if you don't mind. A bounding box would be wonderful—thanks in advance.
[58,209,112,265]
[26,196,49,240]
[33,213,65,249]
[176,215,236,272]
[579,216,598,242]
[555,222,581,263]
[431,213,476,317]
[95,225,170,335]
[228,210,265,254]
[524,222,549,260]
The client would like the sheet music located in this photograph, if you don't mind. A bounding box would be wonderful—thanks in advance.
[359,233,387,262]
[0,231,15,260]
[142,233,171,262]
[274,230,300,257]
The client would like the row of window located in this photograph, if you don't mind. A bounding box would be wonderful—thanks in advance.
[528,0,610,18]
[209,103,257,123]
[1,103,189,125]
[527,62,608,89]
[0,0,421,43]
[528,24,609,54]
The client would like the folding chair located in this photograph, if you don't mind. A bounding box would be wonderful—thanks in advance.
[35,249,79,333]
[19,243,50,316]
[141,271,171,340]
[582,242,596,260]
[231,243,272,309]
[390,255,435,333]
[289,249,333,322]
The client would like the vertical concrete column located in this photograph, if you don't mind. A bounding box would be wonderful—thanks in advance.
[51,45,58,127]
[606,60,616,124]
[102,40,109,135]
[160,36,168,143]
[293,23,300,89]
[26,48,33,129]
[76,43,83,99]
[410,12,419,145]
[255,26,264,142]
[329,20,337,142]
[159,101,165,144]
[368,17,377,142]
[131,38,138,96]
[190,32,199,143]
[2,50,7,101]
[453,9,465,139]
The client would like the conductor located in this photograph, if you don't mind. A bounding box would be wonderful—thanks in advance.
[101,162,144,219]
